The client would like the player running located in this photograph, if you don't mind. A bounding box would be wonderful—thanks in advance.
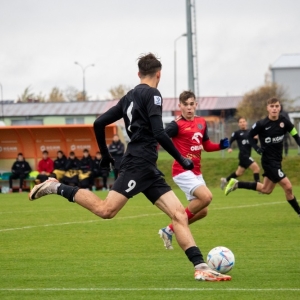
[29,53,231,281]
[158,90,229,250]
[220,117,260,190]
[225,97,300,217]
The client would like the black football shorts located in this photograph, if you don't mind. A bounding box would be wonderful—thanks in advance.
[262,161,286,183]
[111,155,171,204]
[239,156,254,169]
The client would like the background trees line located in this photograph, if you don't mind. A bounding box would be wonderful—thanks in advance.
[17,84,131,103]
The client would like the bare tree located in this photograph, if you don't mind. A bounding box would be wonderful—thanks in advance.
[47,87,65,102]
[17,86,36,102]
[236,83,290,120]
[109,84,131,99]
[64,86,79,102]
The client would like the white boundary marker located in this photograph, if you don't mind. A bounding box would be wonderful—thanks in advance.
[0,287,299,292]
[0,201,285,233]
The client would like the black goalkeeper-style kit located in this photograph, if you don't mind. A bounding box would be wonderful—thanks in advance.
[93,83,192,202]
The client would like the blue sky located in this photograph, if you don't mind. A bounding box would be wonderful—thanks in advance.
[0,0,299,100]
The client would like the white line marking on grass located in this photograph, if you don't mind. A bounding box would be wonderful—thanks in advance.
[0,213,164,232]
[213,201,285,210]
[0,201,285,233]
[0,287,299,292]
[0,208,77,215]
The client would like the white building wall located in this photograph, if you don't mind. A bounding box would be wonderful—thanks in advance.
[272,68,300,106]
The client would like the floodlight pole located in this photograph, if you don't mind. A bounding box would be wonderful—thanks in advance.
[174,33,187,111]
[74,62,95,101]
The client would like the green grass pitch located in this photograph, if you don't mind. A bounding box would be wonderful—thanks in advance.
[0,187,299,300]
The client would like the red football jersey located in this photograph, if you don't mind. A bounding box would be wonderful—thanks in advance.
[170,116,209,177]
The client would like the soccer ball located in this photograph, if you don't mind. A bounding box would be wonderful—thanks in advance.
[207,246,235,274]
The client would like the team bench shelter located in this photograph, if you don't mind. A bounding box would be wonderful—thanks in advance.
[0,124,118,192]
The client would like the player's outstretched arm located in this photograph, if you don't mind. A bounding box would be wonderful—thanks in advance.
[150,115,193,170]
[202,138,229,152]
[94,105,123,155]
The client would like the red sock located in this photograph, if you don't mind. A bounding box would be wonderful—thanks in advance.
[168,207,195,232]
[185,207,195,220]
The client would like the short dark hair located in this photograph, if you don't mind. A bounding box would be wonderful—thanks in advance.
[17,152,23,156]
[179,90,196,103]
[138,53,162,77]
[238,117,246,122]
[267,97,280,105]
[57,150,63,155]
[42,150,48,154]
[69,151,75,156]
[83,148,89,153]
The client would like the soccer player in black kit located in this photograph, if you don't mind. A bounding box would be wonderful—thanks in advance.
[225,97,300,218]
[220,117,260,190]
[29,53,231,281]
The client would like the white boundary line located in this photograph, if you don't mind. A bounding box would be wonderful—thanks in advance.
[0,201,285,233]
[0,287,299,292]
[0,213,163,232]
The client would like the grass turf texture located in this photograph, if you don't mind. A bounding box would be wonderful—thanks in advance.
[158,148,300,188]
[1,186,300,300]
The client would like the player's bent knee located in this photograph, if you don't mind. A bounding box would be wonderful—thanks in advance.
[172,207,188,224]
[94,208,116,219]
[261,189,272,195]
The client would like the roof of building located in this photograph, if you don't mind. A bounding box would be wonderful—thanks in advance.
[1,96,242,117]
[271,54,300,69]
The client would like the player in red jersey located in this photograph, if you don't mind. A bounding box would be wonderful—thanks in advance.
[158,90,229,250]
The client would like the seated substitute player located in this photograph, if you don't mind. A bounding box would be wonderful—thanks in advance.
[53,150,67,182]
[92,152,109,191]
[9,153,32,193]
[62,151,80,186]
[78,148,93,189]
[29,53,231,281]
[36,150,56,183]
[225,97,300,217]
[158,90,229,250]
[220,117,260,190]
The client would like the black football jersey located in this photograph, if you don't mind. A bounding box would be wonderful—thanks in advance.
[249,115,294,162]
[98,84,163,164]
[229,129,253,158]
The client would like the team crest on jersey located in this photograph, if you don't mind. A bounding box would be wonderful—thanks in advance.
[154,96,162,106]
[197,124,203,130]
[280,122,284,128]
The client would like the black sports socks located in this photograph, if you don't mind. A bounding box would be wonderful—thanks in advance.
[57,184,80,202]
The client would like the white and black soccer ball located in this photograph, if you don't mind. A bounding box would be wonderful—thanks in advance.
[207,246,235,274]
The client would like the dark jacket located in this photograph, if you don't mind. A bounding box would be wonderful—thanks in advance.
[54,155,67,171]
[79,155,93,173]
[11,160,32,175]
[65,157,80,171]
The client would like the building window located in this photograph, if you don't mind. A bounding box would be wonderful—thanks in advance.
[65,117,84,124]
[11,119,43,125]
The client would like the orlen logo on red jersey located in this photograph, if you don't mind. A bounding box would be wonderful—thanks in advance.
[191,132,203,151]
[191,132,203,144]
[191,145,203,151]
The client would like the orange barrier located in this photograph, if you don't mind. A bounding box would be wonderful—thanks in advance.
[0,124,117,170]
